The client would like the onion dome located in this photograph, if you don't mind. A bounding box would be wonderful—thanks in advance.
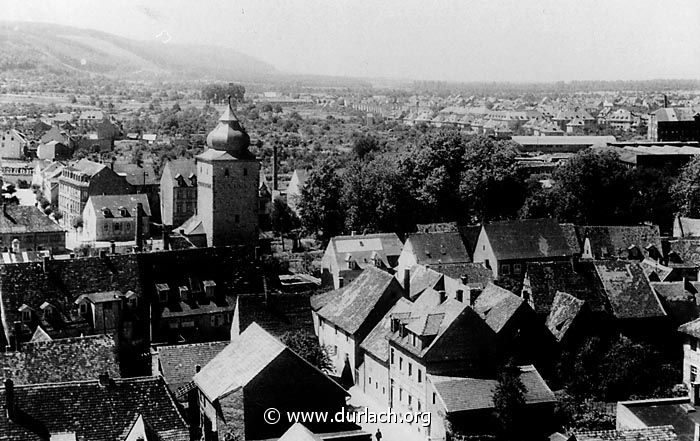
[206,95,251,158]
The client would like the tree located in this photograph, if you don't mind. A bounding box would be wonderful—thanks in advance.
[673,156,700,218]
[523,149,632,224]
[493,360,526,440]
[280,330,333,373]
[352,134,380,159]
[298,158,345,241]
[459,137,524,221]
[201,83,245,104]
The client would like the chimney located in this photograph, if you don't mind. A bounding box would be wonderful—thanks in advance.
[272,144,279,191]
[134,203,144,251]
[338,277,344,288]
[42,255,50,273]
[456,289,464,302]
[460,275,468,285]
[403,268,411,298]
[162,227,170,251]
[110,240,116,254]
[4,378,14,420]
[13,322,22,352]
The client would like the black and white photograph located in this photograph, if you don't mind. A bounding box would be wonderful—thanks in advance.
[0,1,699,440]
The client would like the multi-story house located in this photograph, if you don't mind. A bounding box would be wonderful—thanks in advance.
[160,159,197,228]
[677,318,700,402]
[472,218,573,278]
[57,159,131,228]
[313,266,404,383]
[0,129,28,160]
[194,323,358,441]
[0,204,66,253]
[321,232,403,289]
[81,194,151,243]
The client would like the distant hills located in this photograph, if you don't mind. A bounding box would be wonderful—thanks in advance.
[0,21,279,81]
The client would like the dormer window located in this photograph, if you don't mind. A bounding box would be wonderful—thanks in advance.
[224,168,229,177]
[79,302,88,315]
[19,304,32,322]
[189,174,197,186]
[118,206,129,217]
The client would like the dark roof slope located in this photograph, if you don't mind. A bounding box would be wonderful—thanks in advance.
[428,263,494,289]
[0,334,119,385]
[316,267,401,335]
[484,218,572,261]
[360,298,413,362]
[524,261,600,315]
[576,225,662,259]
[593,261,666,320]
[431,365,555,413]
[0,376,189,441]
[87,193,152,218]
[157,340,229,393]
[0,205,64,234]
[406,232,471,265]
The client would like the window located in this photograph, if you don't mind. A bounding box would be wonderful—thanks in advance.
[408,395,412,407]
[692,339,698,352]
[418,400,422,411]
[235,215,240,223]
[390,348,395,364]
[79,303,88,314]
[22,310,31,322]
[399,357,403,370]
[432,392,436,404]
[103,224,109,231]
[501,264,510,275]
[408,363,412,377]
[243,168,248,176]
[114,223,121,232]
[369,377,372,385]
[513,263,522,275]
[692,366,698,383]
[418,369,422,383]
[399,388,403,401]
[224,169,229,177]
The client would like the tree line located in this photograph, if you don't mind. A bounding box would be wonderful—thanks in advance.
[298,130,700,240]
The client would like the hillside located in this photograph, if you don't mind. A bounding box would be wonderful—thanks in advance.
[0,21,278,80]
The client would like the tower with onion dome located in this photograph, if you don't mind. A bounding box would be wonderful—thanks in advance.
[180,96,259,247]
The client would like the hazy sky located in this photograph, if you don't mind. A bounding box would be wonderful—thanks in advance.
[2,0,699,82]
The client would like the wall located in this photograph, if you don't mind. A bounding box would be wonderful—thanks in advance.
[363,354,390,406]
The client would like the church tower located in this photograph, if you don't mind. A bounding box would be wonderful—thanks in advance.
[196,97,260,246]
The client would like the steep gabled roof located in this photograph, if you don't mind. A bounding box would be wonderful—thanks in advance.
[324,233,403,272]
[483,219,572,261]
[194,323,285,401]
[0,205,64,234]
[472,283,525,334]
[524,261,600,315]
[360,298,413,362]
[593,261,666,320]
[316,267,401,335]
[576,225,662,259]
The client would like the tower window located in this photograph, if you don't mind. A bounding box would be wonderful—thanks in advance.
[235,215,240,223]
[243,168,248,176]
[224,169,229,177]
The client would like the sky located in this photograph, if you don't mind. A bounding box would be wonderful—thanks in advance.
[1,0,699,82]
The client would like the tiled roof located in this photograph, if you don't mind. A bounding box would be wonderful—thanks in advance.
[163,159,197,187]
[483,219,572,261]
[316,267,402,335]
[0,334,119,385]
[679,317,700,339]
[68,158,106,177]
[324,233,403,272]
[524,261,599,315]
[194,323,286,401]
[668,239,700,265]
[0,376,189,441]
[360,298,413,362]
[428,263,494,288]
[593,261,666,320]
[617,398,700,441]
[640,258,674,282]
[157,340,229,393]
[403,265,443,300]
[405,232,471,265]
[472,283,525,333]
[112,163,158,186]
[0,205,64,234]
[574,425,677,441]
[279,423,325,441]
[576,225,662,259]
[87,193,151,219]
[545,292,586,342]
[416,222,458,233]
[430,365,556,413]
